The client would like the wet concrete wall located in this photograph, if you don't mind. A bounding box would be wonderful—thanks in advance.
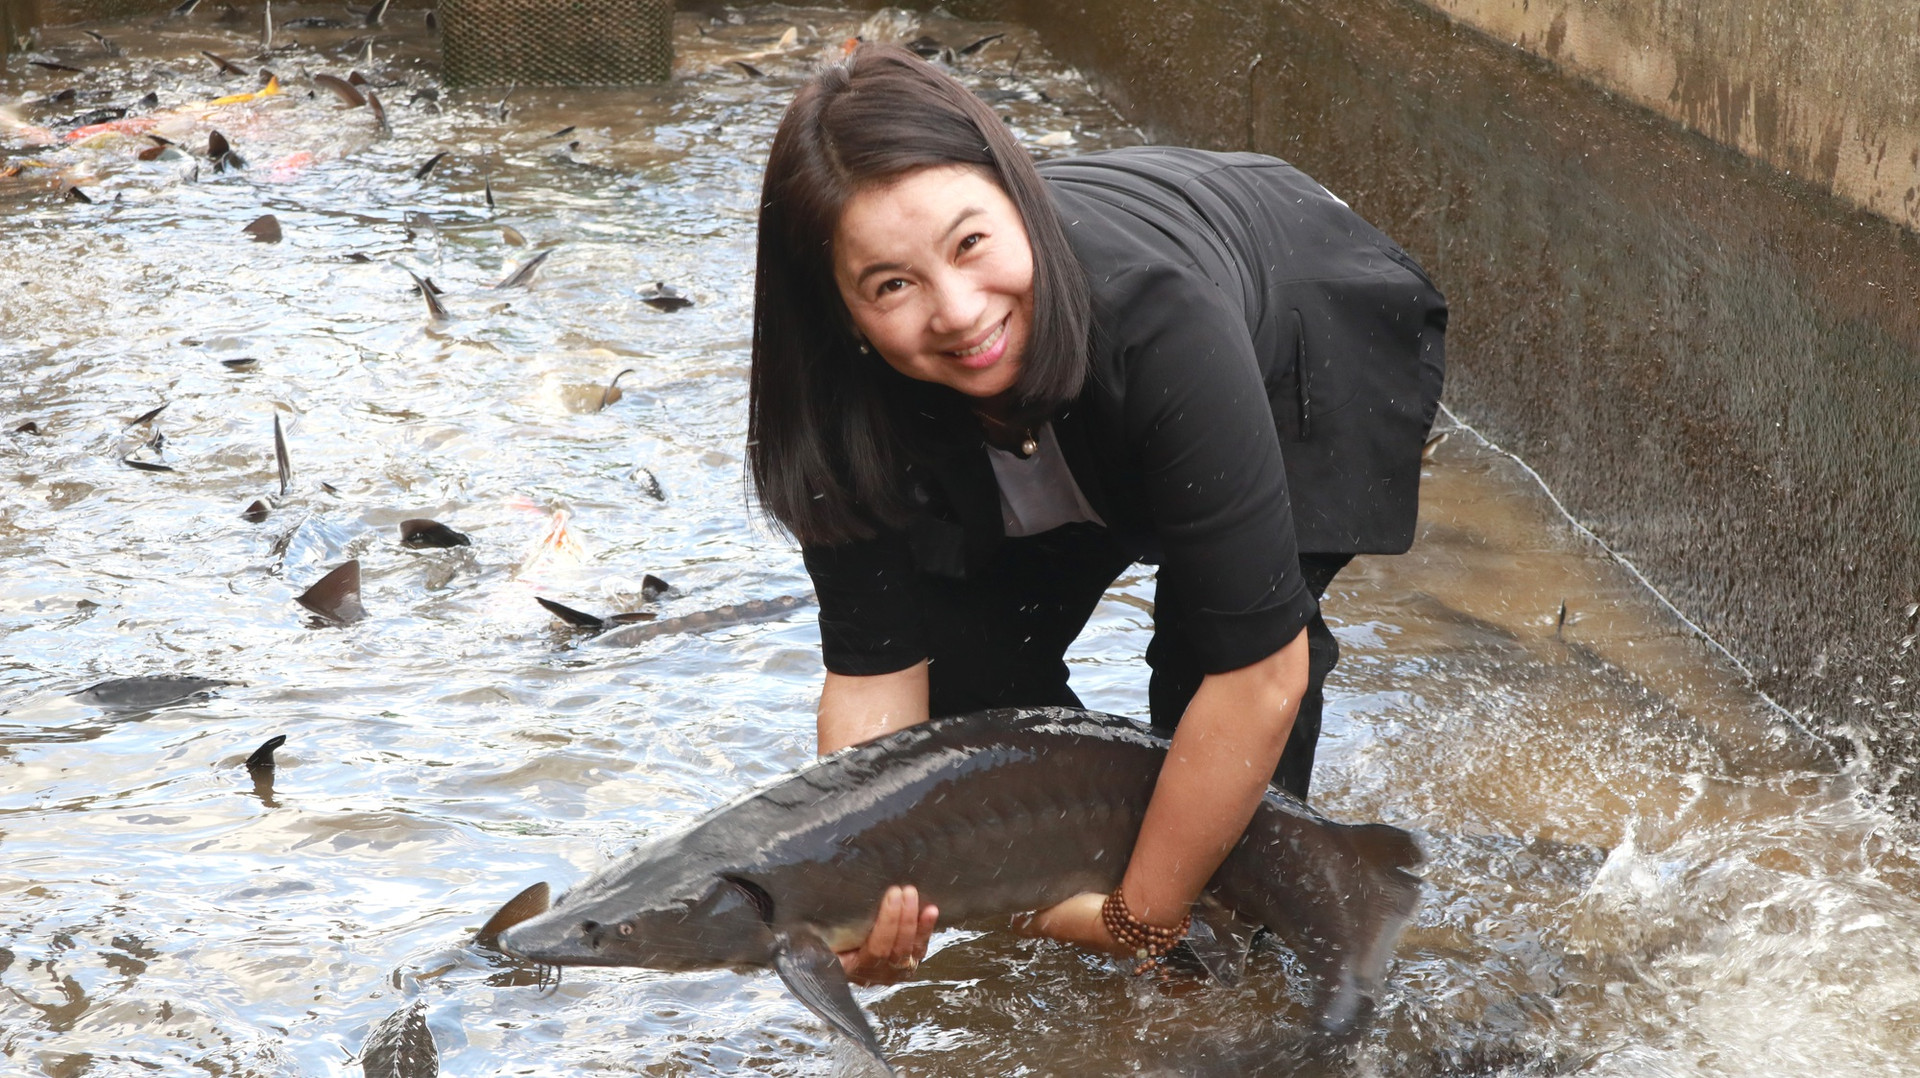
[915,0,1920,792]
[1428,0,1920,235]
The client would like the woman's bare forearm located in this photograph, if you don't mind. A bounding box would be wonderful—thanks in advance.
[817,662,931,755]
[1120,630,1308,925]
[1018,629,1310,951]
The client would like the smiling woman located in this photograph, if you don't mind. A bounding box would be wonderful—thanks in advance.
[831,165,1035,401]
[745,43,1447,993]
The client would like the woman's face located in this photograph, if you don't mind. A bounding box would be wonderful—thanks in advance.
[832,164,1035,400]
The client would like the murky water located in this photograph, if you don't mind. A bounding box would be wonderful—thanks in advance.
[3,5,1919,1077]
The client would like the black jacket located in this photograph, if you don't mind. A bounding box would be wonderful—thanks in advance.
[806,147,1446,677]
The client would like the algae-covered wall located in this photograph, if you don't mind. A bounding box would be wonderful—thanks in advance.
[927,0,1920,790]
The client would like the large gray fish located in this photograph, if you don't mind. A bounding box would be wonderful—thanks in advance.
[499,707,1424,1074]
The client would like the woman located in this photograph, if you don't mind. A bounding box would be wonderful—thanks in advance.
[747,45,1445,985]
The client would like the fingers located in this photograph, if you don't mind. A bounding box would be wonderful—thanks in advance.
[837,885,939,986]
[878,884,928,971]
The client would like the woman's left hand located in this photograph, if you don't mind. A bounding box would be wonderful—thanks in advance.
[837,884,940,985]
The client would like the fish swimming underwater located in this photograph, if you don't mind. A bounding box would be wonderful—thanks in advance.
[499,707,1424,1074]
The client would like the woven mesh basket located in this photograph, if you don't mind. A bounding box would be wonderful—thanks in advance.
[441,0,672,86]
[41,0,175,21]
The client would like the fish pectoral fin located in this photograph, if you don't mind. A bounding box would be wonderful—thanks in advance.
[1186,897,1253,987]
[772,930,896,1077]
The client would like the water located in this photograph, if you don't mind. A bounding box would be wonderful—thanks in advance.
[3,5,1918,1076]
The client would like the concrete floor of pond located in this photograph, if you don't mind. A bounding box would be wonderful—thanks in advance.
[2,4,1918,1077]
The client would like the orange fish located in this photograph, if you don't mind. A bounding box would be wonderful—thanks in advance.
[266,150,316,182]
[66,115,161,142]
[64,76,283,145]
[208,75,281,107]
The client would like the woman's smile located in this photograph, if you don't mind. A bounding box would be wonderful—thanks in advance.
[832,164,1035,398]
[948,315,1010,368]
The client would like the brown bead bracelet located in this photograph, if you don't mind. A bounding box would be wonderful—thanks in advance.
[1100,889,1191,975]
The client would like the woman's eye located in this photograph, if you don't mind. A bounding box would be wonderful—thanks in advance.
[876,278,907,296]
[958,233,984,253]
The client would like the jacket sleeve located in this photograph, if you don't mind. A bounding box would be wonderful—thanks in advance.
[802,530,929,676]
[1113,263,1319,673]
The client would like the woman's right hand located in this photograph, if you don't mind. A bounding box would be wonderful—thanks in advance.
[837,884,940,986]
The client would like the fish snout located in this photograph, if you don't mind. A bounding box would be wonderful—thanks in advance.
[497,910,622,965]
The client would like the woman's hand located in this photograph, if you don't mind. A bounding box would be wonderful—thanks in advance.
[1012,891,1129,957]
[838,884,940,986]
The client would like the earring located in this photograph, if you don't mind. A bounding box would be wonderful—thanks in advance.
[857,341,871,354]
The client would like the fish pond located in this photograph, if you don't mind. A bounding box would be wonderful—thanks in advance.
[3,4,1919,1077]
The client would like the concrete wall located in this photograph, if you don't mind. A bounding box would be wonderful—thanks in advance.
[1428,0,1920,235]
[925,0,1920,793]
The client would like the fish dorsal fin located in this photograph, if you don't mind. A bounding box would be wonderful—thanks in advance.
[477,881,551,948]
[535,596,605,630]
[245,734,286,770]
[296,559,366,625]
[772,930,895,1077]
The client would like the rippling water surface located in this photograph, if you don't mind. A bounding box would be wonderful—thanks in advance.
[4,5,1919,1077]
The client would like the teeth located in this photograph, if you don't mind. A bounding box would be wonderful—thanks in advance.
[954,320,1005,358]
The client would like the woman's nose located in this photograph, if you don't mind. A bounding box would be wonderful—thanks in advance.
[926,270,987,335]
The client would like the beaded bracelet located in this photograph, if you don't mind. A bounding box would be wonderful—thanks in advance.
[1100,889,1191,975]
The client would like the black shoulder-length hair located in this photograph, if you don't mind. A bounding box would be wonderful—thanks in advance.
[747,43,1091,547]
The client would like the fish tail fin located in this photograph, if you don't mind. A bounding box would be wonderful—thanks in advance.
[1296,821,1424,1037]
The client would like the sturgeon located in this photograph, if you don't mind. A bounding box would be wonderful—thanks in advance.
[500,707,1424,1074]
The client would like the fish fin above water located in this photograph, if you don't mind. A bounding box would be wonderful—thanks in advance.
[245,733,287,770]
[366,88,390,134]
[598,368,634,410]
[1185,897,1253,987]
[477,881,551,948]
[273,412,291,497]
[1293,821,1425,1038]
[360,999,437,1078]
[403,268,449,323]
[772,930,895,1077]
[495,248,552,288]
[535,596,605,630]
[296,559,366,625]
[243,213,282,243]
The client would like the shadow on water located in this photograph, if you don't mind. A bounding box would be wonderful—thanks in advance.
[2,3,1919,1077]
